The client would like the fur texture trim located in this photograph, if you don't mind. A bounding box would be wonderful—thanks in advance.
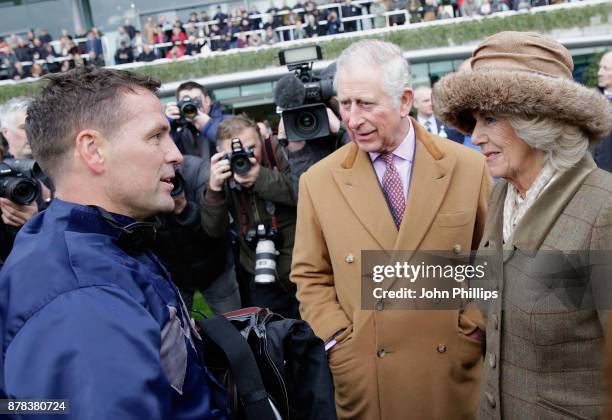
[432,69,612,142]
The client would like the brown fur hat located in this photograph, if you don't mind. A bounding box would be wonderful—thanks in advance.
[432,31,612,142]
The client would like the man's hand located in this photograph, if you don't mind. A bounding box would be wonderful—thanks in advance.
[191,109,211,131]
[209,152,232,192]
[233,157,260,189]
[172,192,188,215]
[164,101,181,121]
[0,198,38,227]
[327,107,341,134]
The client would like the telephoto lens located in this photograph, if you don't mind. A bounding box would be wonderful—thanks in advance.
[254,239,277,284]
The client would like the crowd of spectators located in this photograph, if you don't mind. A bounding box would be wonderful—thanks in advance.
[0,26,105,80]
[0,0,567,80]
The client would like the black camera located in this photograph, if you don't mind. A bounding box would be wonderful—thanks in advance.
[177,96,202,120]
[171,171,185,197]
[276,45,335,142]
[0,159,41,205]
[223,138,255,176]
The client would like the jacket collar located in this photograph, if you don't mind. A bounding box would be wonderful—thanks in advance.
[512,154,596,253]
[482,154,596,255]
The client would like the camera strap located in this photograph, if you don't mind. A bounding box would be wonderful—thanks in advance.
[260,134,280,171]
[237,135,280,239]
[238,192,278,240]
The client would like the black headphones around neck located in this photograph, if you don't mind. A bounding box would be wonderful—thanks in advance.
[93,206,160,256]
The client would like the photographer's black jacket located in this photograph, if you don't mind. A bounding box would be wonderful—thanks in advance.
[285,129,351,198]
[151,155,229,292]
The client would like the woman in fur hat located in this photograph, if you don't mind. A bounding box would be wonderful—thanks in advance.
[433,31,612,419]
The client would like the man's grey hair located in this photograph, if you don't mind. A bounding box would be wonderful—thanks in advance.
[334,39,411,107]
[1,97,33,130]
[506,115,588,171]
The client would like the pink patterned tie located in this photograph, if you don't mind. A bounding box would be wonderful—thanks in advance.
[380,153,405,228]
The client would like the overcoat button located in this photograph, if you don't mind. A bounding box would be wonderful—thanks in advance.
[345,254,355,263]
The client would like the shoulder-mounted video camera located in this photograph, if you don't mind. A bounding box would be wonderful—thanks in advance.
[223,138,255,176]
[0,159,42,205]
[275,45,335,142]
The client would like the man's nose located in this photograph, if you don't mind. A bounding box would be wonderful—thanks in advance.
[163,134,183,165]
[346,103,363,130]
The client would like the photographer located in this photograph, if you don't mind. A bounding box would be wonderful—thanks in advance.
[0,97,51,263]
[201,115,299,319]
[151,154,241,314]
[165,81,231,159]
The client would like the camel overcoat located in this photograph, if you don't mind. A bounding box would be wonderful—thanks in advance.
[291,120,492,419]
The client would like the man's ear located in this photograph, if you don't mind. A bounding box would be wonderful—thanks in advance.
[400,88,414,118]
[75,129,106,175]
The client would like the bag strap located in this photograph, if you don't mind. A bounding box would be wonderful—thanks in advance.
[261,134,280,170]
[198,315,277,420]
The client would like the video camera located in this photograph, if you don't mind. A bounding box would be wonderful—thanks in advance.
[275,45,335,142]
[0,159,42,205]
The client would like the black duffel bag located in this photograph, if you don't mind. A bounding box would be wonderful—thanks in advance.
[197,307,336,420]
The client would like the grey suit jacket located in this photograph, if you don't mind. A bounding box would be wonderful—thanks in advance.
[476,155,612,419]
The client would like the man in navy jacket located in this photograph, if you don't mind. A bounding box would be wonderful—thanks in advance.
[0,67,228,419]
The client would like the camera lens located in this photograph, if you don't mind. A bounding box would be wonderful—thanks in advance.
[231,155,251,176]
[1,177,37,205]
[171,172,185,197]
[254,239,277,284]
[296,111,318,133]
[182,104,198,119]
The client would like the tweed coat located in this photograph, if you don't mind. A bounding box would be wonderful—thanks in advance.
[477,155,612,419]
[291,120,492,419]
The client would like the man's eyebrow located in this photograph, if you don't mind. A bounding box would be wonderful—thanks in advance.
[144,122,170,137]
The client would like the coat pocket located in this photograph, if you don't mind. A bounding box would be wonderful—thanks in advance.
[536,398,591,420]
[435,210,473,227]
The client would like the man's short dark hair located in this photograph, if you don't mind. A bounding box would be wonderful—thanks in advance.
[216,114,261,143]
[26,66,160,182]
[176,81,208,100]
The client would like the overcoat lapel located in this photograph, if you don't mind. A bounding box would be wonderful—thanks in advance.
[331,143,397,251]
[395,131,456,252]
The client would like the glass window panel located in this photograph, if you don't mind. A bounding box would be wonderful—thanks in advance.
[213,86,241,100]
[240,82,272,97]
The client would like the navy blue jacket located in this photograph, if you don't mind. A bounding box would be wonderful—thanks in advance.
[200,101,231,146]
[0,199,228,419]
